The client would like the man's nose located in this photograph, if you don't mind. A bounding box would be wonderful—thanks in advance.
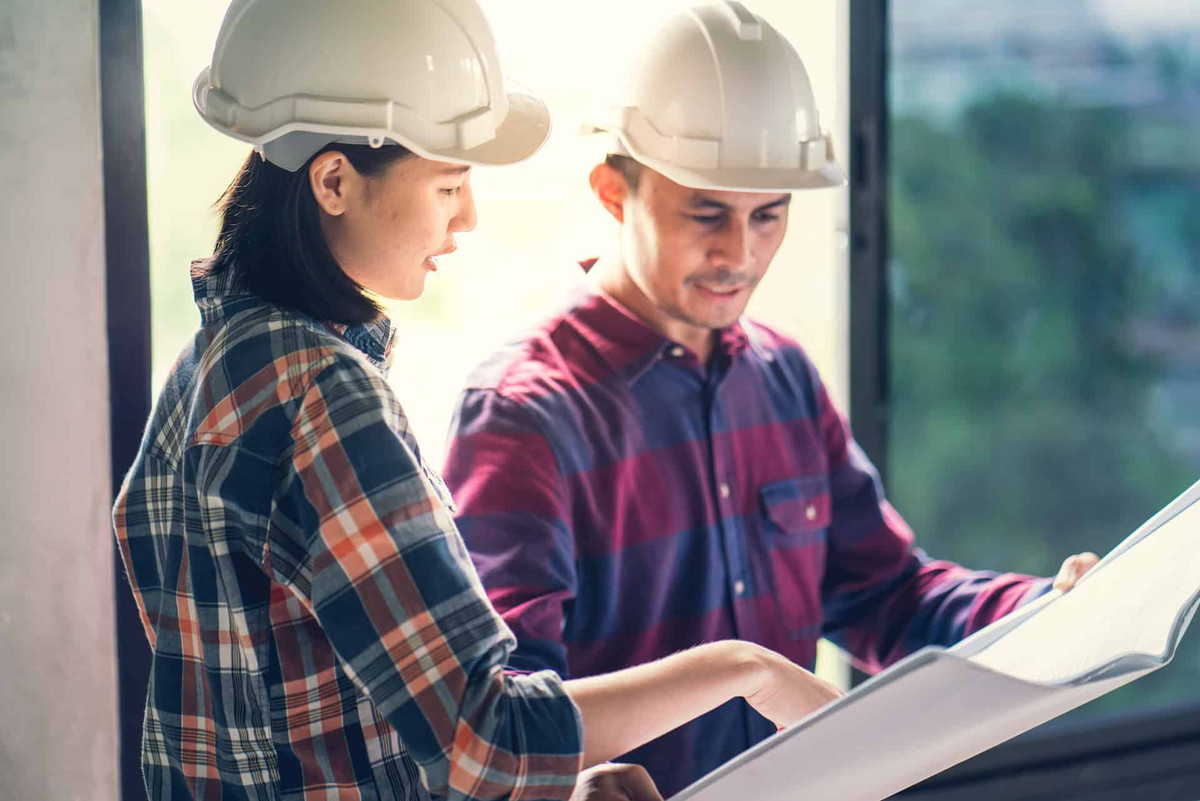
[709,219,752,270]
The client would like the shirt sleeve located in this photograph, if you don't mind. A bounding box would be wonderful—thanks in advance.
[271,357,583,801]
[813,369,1052,673]
[442,387,577,678]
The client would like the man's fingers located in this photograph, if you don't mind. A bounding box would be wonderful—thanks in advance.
[1053,557,1077,591]
[1053,552,1100,592]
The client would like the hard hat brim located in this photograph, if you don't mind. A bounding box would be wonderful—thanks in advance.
[426,82,551,167]
[644,159,847,193]
[586,123,846,192]
[628,147,846,193]
[193,68,551,170]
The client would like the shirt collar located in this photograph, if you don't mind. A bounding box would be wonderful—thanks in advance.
[568,259,757,383]
[319,318,397,374]
[190,258,397,373]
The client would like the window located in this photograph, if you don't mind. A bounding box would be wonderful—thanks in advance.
[870,0,1200,797]
[141,0,850,682]
[888,0,1200,722]
[143,0,847,454]
[116,0,1200,797]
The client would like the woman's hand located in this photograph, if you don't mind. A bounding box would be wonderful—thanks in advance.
[738,642,845,729]
[570,763,663,801]
[567,640,844,765]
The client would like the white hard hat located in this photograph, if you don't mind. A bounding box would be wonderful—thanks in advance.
[583,0,845,192]
[193,0,551,171]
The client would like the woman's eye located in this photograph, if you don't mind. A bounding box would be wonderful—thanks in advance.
[440,186,462,196]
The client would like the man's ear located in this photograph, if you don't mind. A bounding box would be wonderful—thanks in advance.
[308,151,355,216]
[589,162,628,224]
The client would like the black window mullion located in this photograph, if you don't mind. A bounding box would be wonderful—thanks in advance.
[99,0,153,798]
[849,0,890,477]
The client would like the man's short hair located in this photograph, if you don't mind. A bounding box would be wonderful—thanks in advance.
[605,153,643,193]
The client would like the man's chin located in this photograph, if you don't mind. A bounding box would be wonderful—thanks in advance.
[704,300,751,326]
[684,311,744,332]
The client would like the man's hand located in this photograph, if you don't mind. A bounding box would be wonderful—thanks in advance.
[1053,551,1100,592]
[570,763,663,801]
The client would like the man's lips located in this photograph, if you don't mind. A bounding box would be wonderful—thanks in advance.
[694,283,747,299]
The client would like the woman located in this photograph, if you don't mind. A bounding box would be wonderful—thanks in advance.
[113,1,841,799]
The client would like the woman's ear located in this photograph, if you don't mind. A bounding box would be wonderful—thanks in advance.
[308,151,354,216]
[589,162,628,224]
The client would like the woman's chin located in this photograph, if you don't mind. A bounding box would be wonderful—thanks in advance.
[372,276,427,303]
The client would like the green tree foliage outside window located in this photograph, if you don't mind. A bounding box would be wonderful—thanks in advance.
[889,87,1200,718]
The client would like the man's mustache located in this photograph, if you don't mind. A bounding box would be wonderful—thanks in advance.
[686,269,759,288]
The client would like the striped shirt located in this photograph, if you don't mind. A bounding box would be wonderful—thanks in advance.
[113,261,583,801]
[443,274,1051,797]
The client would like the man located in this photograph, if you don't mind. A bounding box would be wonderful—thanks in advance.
[443,2,1097,795]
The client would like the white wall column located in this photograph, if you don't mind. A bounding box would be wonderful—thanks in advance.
[0,2,118,799]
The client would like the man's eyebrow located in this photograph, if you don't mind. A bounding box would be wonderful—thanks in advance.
[687,196,733,211]
[754,195,792,212]
[685,194,792,212]
[439,164,472,175]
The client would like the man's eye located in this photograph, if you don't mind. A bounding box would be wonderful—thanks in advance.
[440,186,462,196]
[753,213,781,223]
[688,214,721,224]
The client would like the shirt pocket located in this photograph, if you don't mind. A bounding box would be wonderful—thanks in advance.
[759,476,829,639]
[760,476,831,546]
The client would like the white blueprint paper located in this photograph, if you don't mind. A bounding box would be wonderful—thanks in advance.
[671,479,1200,801]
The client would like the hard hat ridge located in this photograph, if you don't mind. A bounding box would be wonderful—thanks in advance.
[193,0,550,171]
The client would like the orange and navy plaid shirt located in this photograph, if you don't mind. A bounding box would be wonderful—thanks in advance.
[113,261,583,800]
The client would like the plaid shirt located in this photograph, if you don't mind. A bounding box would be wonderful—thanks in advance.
[443,272,1051,797]
[113,261,583,801]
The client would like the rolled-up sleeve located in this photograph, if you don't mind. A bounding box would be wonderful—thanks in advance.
[271,357,583,800]
[813,369,1052,673]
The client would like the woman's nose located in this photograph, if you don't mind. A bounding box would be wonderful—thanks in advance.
[452,179,478,233]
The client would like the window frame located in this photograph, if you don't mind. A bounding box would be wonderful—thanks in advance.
[100,0,154,799]
[849,1,1200,798]
[103,1,1200,798]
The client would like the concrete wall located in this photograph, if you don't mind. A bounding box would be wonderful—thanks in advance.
[0,2,118,800]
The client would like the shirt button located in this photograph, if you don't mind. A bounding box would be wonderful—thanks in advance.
[719,482,731,499]
[805,503,817,521]
[668,345,686,358]
[733,580,746,596]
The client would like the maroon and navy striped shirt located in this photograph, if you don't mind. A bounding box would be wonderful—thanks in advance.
[443,274,1051,797]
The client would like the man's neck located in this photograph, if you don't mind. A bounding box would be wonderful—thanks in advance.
[589,255,716,365]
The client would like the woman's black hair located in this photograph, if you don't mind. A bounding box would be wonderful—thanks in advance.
[211,142,414,325]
